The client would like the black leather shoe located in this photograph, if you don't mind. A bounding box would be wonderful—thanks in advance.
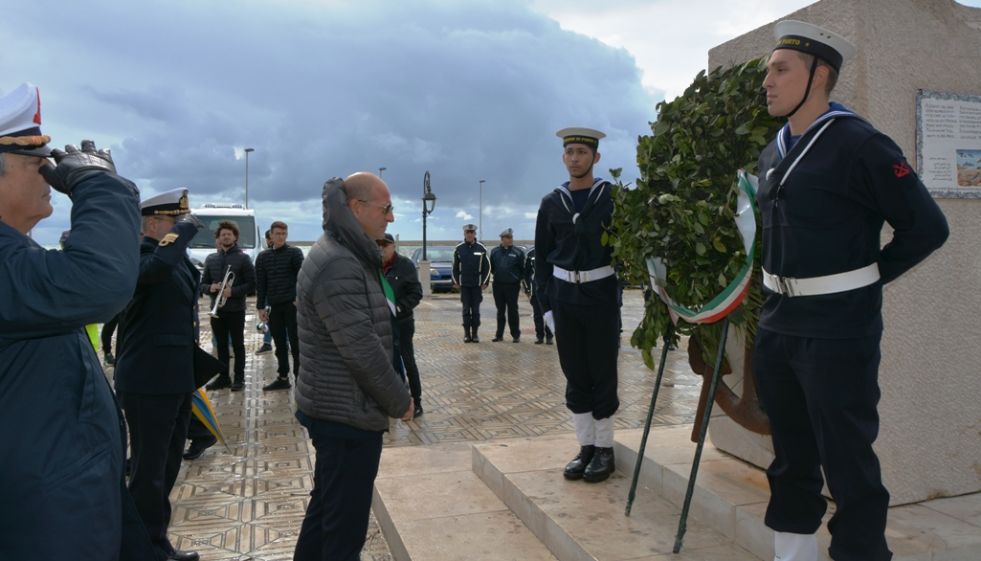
[230,381,245,392]
[183,435,217,460]
[512,337,520,343]
[255,343,272,355]
[471,335,480,343]
[492,336,504,342]
[563,445,595,480]
[103,352,115,366]
[168,549,200,561]
[464,335,472,343]
[262,377,291,391]
[206,377,231,391]
[535,338,544,344]
[413,403,424,417]
[583,447,615,483]
[546,337,554,345]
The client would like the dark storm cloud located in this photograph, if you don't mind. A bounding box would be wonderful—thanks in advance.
[1,0,657,242]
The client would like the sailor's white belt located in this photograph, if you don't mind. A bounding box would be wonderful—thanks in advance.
[762,263,880,297]
[553,265,616,284]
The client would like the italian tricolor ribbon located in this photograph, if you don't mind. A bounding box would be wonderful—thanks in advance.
[646,171,758,325]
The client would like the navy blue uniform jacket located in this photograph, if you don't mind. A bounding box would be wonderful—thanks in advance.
[534,179,618,312]
[114,225,201,394]
[0,173,141,559]
[452,241,491,287]
[757,114,948,338]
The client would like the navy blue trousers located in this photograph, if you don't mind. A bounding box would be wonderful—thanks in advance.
[294,428,383,561]
[120,392,192,560]
[754,328,891,561]
[552,298,620,419]
[460,285,482,331]
[493,282,521,338]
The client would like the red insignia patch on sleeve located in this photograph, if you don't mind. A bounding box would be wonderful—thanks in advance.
[893,160,912,178]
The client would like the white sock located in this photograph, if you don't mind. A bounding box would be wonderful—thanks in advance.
[773,531,818,561]
[594,416,615,448]
[572,412,595,446]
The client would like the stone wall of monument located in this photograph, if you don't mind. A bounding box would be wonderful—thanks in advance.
[706,0,981,505]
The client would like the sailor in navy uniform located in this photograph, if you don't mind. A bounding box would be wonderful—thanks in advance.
[755,21,948,561]
[452,223,491,342]
[534,127,619,483]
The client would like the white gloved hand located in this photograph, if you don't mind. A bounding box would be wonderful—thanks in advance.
[544,310,555,336]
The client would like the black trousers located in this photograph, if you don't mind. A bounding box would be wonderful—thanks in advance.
[119,391,192,560]
[269,301,300,378]
[492,282,521,338]
[529,292,552,341]
[460,285,482,330]
[552,298,620,419]
[102,312,120,354]
[294,430,383,561]
[754,328,891,561]
[210,310,246,383]
[397,317,422,402]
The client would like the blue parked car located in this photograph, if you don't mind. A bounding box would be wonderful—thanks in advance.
[410,246,456,293]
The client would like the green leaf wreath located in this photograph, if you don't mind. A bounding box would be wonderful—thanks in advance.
[607,59,781,369]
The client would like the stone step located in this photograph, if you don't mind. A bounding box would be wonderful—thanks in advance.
[474,428,981,561]
[472,433,760,561]
[372,442,559,561]
[374,429,981,561]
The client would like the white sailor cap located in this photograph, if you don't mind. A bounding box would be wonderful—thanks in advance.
[556,127,605,149]
[0,83,51,157]
[463,223,477,232]
[141,188,190,216]
[499,228,513,238]
[773,20,856,72]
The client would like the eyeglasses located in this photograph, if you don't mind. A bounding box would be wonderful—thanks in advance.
[358,199,394,214]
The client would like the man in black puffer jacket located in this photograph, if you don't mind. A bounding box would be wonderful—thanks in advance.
[380,233,424,416]
[201,221,255,391]
[255,220,304,391]
[294,173,412,561]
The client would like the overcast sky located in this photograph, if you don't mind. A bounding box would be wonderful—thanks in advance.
[5,0,979,245]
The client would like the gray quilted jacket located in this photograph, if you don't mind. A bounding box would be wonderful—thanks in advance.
[294,179,410,431]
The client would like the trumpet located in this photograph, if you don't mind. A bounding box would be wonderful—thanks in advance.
[209,265,236,318]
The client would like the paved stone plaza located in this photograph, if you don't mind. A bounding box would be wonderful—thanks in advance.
[140,289,702,560]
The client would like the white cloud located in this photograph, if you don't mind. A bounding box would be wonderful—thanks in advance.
[455,210,474,221]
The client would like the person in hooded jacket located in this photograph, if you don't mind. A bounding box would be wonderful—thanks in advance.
[293,172,413,561]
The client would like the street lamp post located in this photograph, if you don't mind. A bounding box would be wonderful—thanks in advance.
[478,179,485,240]
[422,170,437,261]
[244,147,255,208]
[378,166,386,178]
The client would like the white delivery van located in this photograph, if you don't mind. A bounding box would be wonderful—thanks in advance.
[186,203,262,273]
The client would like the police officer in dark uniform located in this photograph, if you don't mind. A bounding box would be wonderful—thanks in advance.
[452,223,491,343]
[523,246,553,344]
[115,188,204,561]
[535,127,619,483]
[490,227,526,342]
[755,21,949,561]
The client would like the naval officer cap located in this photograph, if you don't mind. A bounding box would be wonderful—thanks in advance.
[463,223,477,232]
[773,20,856,73]
[0,83,52,157]
[499,228,513,238]
[141,188,190,217]
[556,127,606,149]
